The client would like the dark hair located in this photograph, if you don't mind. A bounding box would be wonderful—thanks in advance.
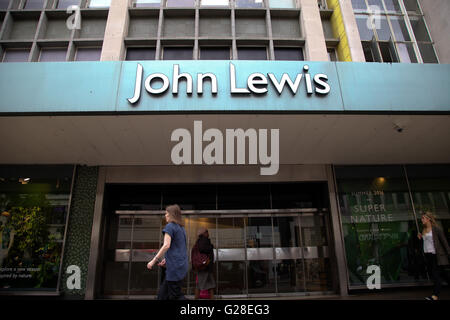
[166,204,183,226]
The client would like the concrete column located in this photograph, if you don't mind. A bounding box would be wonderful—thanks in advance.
[100,0,131,61]
[418,0,450,63]
[299,0,329,61]
[336,0,365,62]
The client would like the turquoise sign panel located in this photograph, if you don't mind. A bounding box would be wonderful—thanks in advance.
[0,61,449,113]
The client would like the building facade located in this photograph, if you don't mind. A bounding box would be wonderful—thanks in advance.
[0,0,449,299]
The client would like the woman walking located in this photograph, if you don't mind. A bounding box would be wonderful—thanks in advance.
[417,211,450,300]
[147,204,188,300]
[193,227,216,299]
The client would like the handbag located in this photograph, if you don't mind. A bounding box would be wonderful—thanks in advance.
[191,243,211,271]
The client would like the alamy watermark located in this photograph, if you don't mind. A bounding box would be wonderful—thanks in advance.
[366,265,381,290]
[66,5,81,30]
[66,265,81,290]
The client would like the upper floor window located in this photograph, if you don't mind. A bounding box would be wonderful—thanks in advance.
[351,0,438,63]
[2,49,29,62]
[56,0,81,9]
[236,0,264,9]
[166,0,195,7]
[23,0,45,9]
[133,0,161,7]
[88,0,111,8]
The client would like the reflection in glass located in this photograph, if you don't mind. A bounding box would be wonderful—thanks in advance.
[409,16,431,42]
[126,48,156,61]
[389,16,410,41]
[0,0,9,10]
[75,48,101,61]
[417,43,438,63]
[351,0,367,11]
[396,43,417,63]
[355,15,375,41]
[200,47,231,60]
[335,165,428,287]
[247,260,275,293]
[247,217,272,248]
[375,16,391,41]
[218,261,246,294]
[383,0,401,13]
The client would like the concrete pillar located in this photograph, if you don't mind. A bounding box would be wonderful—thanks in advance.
[418,0,450,63]
[336,0,365,62]
[299,0,329,61]
[100,0,131,61]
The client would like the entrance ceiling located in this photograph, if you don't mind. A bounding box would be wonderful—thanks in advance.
[0,114,449,165]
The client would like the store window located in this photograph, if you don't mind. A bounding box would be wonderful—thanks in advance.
[2,49,29,62]
[335,165,428,287]
[0,165,74,291]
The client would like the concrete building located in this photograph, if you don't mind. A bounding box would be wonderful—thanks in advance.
[0,0,449,299]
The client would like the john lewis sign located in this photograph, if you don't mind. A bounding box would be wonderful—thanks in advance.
[127,62,331,104]
[0,61,449,113]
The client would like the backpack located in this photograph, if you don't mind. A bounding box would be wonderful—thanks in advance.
[191,243,210,271]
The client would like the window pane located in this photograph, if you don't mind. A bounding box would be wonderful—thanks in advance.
[201,0,229,6]
[166,0,195,7]
[362,41,376,62]
[383,0,401,13]
[39,48,67,62]
[379,41,398,62]
[236,0,264,8]
[163,47,193,60]
[355,15,375,41]
[351,0,367,12]
[403,0,421,14]
[24,0,45,9]
[367,0,382,11]
[269,0,295,9]
[238,47,267,60]
[418,43,438,63]
[126,48,156,60]
[375,16,392,41]
[396,43,417,63]
[0,0,10,10]
[200,47,230,60]
[389,16,410,41]
[89,0,111,8]
[0,165,74,291]
[57,0,80,9]
[2,49,29,62]
[327,48,337,61]
[134,0,160,7]
[274,48,304,61]
[409,16,431,42]
[75,48,101,61]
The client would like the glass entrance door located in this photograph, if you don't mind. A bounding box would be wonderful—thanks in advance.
[101,209,333,298]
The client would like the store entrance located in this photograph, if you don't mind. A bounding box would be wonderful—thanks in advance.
[99,183,335,298]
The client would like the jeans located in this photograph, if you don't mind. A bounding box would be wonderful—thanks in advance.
[157,279,186,300]
[424,253,450,297]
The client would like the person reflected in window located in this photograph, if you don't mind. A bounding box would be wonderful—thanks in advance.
[193,228,216,299]
[147,204,188,300]
[417,211,450,300]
